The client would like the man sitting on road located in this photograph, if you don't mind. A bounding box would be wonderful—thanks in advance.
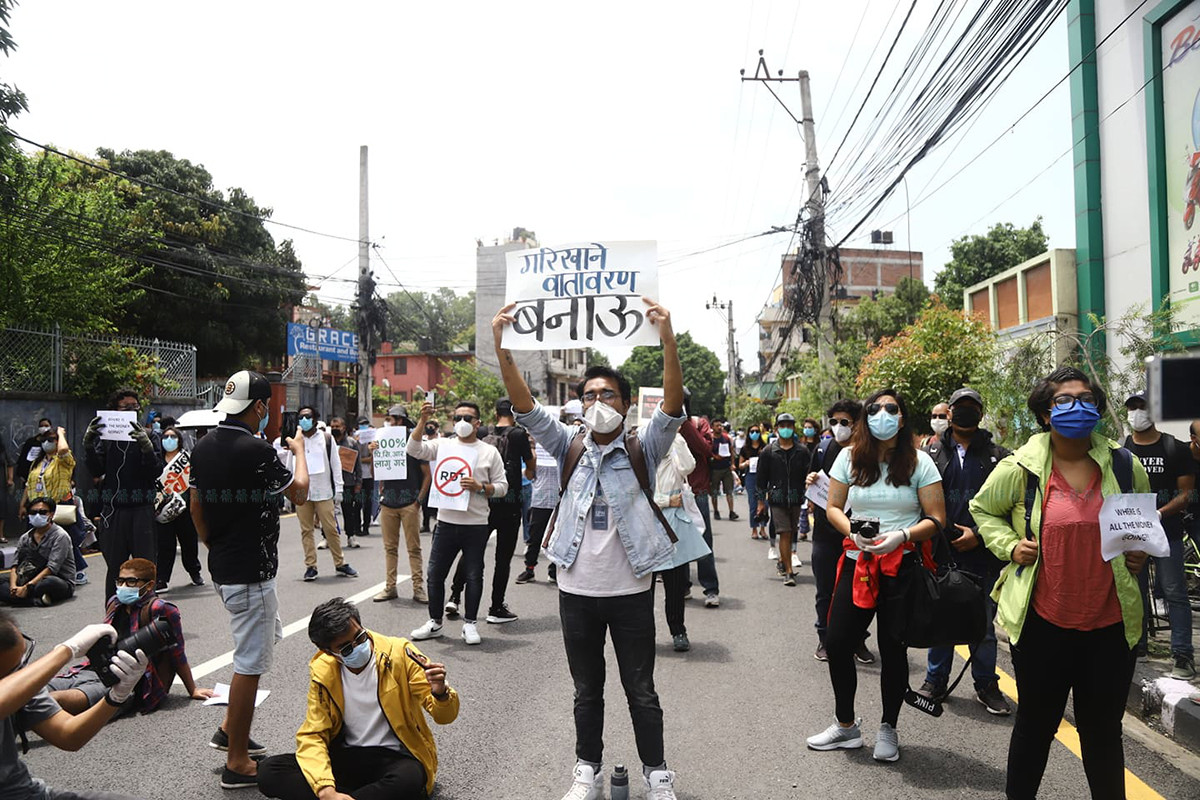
[257,598,459,800]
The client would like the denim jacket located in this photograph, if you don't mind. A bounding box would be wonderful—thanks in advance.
[515,401,684,577]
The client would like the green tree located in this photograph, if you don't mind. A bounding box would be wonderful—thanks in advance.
[971,337,1055,450]
[585,348,611,368]
[856,300,995,429]
[842,277,930,342]
[934,219,1048,309]
[384,288,475,352]
[0,0,28,166]
[435,357,506,420]
[618,332,723,417]
[725,393,775,429]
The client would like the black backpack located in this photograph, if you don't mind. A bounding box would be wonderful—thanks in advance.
[483,426,523,505]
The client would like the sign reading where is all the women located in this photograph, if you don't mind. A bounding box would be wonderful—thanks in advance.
[501,240,661,349]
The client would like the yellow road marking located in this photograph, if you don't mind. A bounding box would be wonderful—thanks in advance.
[954,645,1164,799]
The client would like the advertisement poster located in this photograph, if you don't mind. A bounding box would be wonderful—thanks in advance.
[637,386,664,427]
[1161,2,1200,328]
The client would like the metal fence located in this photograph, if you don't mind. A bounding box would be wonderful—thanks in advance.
[0,325,197,400]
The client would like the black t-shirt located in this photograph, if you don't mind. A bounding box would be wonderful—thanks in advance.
[486,425,532,508]
[1126,434,1196,538]
[190,419,293,584]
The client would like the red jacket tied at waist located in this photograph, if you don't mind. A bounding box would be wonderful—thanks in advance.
[836,537,935,610]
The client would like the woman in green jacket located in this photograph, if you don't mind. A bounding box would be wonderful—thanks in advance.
[969,366,1149,800]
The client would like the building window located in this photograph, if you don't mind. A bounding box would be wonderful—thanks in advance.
[394,357,407,375]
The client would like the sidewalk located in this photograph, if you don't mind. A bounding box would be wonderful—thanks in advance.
[1127,600,1200,753]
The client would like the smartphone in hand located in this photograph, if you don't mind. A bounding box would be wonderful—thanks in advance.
[280,411,299,447]
[405,645,430,668]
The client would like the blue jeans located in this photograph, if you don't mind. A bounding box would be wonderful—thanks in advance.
[1138,536,1195,658]
[925,570,1001,690]
[691,497,719,596]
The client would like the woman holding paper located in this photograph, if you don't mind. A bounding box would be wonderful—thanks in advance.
[969,366,1150,800]
[738,425,768,540]
[21,426,90,587]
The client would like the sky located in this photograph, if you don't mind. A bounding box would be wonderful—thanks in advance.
[5,1,1092,375]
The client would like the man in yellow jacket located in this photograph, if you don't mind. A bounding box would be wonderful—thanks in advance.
[258,598,459,800]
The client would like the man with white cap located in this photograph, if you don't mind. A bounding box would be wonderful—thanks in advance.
[190,370,312,788]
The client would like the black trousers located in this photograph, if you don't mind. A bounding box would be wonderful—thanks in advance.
[100,505,156,601]
[1,574,73,606]
[341,489,362,538]
[258,747,426,800]
[559,588,664,768]
[427,522,489,622]
[1006,608,1134,800]
[155,513,201,585]
[658,563,689,636]
[523,506,553,568]
[452,507,521,611]
[825,554,910,727]
[361,478,375,532]
[810,506,841,643]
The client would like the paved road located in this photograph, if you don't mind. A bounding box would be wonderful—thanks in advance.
[11,509,1200,799]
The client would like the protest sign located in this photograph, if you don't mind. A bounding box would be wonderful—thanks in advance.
[806,471,831,510]
[97,410,136,442]
[1100,493,1170,562]
[637,387,664,427]
[501,240,661,350]
[338,446,358,474]
[430,440,478,511]
[355,427,376,444]
[372,426,408,481]
[303,432,327,475]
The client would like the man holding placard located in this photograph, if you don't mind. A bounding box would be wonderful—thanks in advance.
[371,405,432,605]
[492,296,686,800]
[406,402,507,646]
[84,388,164,601]
[288,406,358,582]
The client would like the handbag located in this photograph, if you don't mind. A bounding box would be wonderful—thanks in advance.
[53,501,77,526]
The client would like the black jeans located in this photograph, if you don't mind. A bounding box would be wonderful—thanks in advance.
[692,498,719,595]
[1,574,73,606]
[810,505,841,643]
[426,522,489,622]
[100,505,156,601]
[524,507,553,568]
[559,588,664,767]
[258,747,426,800]
[155,513,201,585]
[342,489,362,538]
[825,553,911,727]
[361,478,375,532]
[452,506,520,610]
[1006,608,1134,800]
[659,563,689,636]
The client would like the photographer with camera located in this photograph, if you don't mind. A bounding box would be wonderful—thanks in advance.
[0,612,149,799]
[47,558,211,714]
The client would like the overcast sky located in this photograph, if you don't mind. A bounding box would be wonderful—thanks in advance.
[8,1,1104,374]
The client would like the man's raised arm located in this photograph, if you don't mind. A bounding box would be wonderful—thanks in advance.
[491,303,535,414]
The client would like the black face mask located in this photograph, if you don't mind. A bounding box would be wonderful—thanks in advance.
[952,406,982,430]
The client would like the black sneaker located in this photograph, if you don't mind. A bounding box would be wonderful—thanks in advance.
[783,573,797,587]
[713,509,722,520]
[210,727,267,756]
[673,633,691,652]
[1172,654,1197,680]
[915,680,947,703]
[547,565,556,584]
[728,511,740,521]
[303,567,318,582]
[219,767,258,790]
[335,563,358,578]
[155,581,170,594]
[976,683,1013,715]
[854,642,876,665]
[445,596,461,619]
[486,604,518,624]
[515,568,536,584]
[776,560,787,576]
[814,643,829,662]
[189,572,206,586]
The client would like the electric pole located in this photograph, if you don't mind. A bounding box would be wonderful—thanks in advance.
[356,145,373,417]
[706,296,740,394]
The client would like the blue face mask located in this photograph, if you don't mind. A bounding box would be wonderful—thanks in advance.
[868,410,901,440]
[778,427,794,439]
[803,426,816,438]
[152,421,161,433]
[258,406,270,433]
[116,586,142,605]
[338,638,373,670]
[749,431,761,441]
[358,423,369,430]
[1049,400,1100,439]
[162,436,179,453]
[299,417,315,432]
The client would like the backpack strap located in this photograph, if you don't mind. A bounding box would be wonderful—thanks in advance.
[623,433,678,544]
[543,432,588,548]
[1112,446,1133,494]
[1016,466,1040,577]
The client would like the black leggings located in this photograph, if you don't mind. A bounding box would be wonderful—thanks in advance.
[1006,608,1134,800]
[659,563,689,636]
[155,514,201,585]
[258,748,426,800]
[824,554,910,727]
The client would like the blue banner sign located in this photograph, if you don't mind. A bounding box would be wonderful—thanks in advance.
[287,323,359,363]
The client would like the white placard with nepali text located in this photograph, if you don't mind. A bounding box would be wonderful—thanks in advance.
[97,410,136,442]
[430,440,479,512]
[806,471,831,511]
[501,240,661,350]
[1099,493,1170,562]
[372,426,408,481]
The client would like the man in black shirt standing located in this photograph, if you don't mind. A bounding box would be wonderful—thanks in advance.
[1124,392,1197,679]
[190,371,311,789]
[755,413,809,586]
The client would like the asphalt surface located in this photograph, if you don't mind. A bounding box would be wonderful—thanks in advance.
[10,507,1200,799]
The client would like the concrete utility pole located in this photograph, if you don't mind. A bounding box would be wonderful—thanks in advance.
[706,296,740,394]
[356,145,372,417]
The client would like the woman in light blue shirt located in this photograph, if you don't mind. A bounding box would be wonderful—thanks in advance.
[805,388,945,764]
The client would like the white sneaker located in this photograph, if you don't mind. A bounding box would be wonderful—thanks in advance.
[461,622,482,645]
[347,535,360,549]
[410,619,443,640]
[792,553,802,569]
[767,546,779,561]
[558,763,603,800]
[317,538,328,550]
[643,768,678,800]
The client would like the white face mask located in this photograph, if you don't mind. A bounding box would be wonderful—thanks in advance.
[1128,408,1154,433]
[930,418,949,435]
[583,400,624,435]
[37,425,51,434]
[454,419,474,439]
[833,423,852,443]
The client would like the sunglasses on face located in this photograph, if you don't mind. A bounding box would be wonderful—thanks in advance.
[28,508,50,517]
[830,419,852,427]
[931,413,948,420]
[867,403,900,416]
[582,389,618,403]
[118,404,140,412]
[114,577,149,587]
[452,414,475,423]
[1052,393,1096,409]
[299,414,314,420]
[331,629,368,658]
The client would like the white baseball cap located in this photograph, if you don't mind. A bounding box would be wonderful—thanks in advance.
[215,370,272,415]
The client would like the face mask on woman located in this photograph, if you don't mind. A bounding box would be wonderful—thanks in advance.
[163,436,179,453]
[1049,399,1100,439]
[40,439,56,454]
[868,409,901,440]
[749,431,761,442]
[802,426,816,438]
[37,425,51,434]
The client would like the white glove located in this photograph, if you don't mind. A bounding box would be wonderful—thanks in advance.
[862,530,907,555]
[335,491,344,504]
[59,623,117,659]
[851,532,876,551]
[107,649,149,705]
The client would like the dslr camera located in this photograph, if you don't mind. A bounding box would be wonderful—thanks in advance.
[85,618,176,686]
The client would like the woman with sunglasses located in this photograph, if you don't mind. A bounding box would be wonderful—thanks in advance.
[807,388,945,763]
[738,424,768,540]
[969,367,1149,800]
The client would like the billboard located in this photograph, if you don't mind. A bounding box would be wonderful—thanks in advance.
[287,322,359,363]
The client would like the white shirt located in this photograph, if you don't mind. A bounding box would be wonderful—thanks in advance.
[340,656,400,751]
[557,438,653,598]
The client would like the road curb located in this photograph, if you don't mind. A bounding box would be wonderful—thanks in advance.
[1130,672,1200,754]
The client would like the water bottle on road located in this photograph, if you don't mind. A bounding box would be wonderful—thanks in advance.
[610,764,629,800]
